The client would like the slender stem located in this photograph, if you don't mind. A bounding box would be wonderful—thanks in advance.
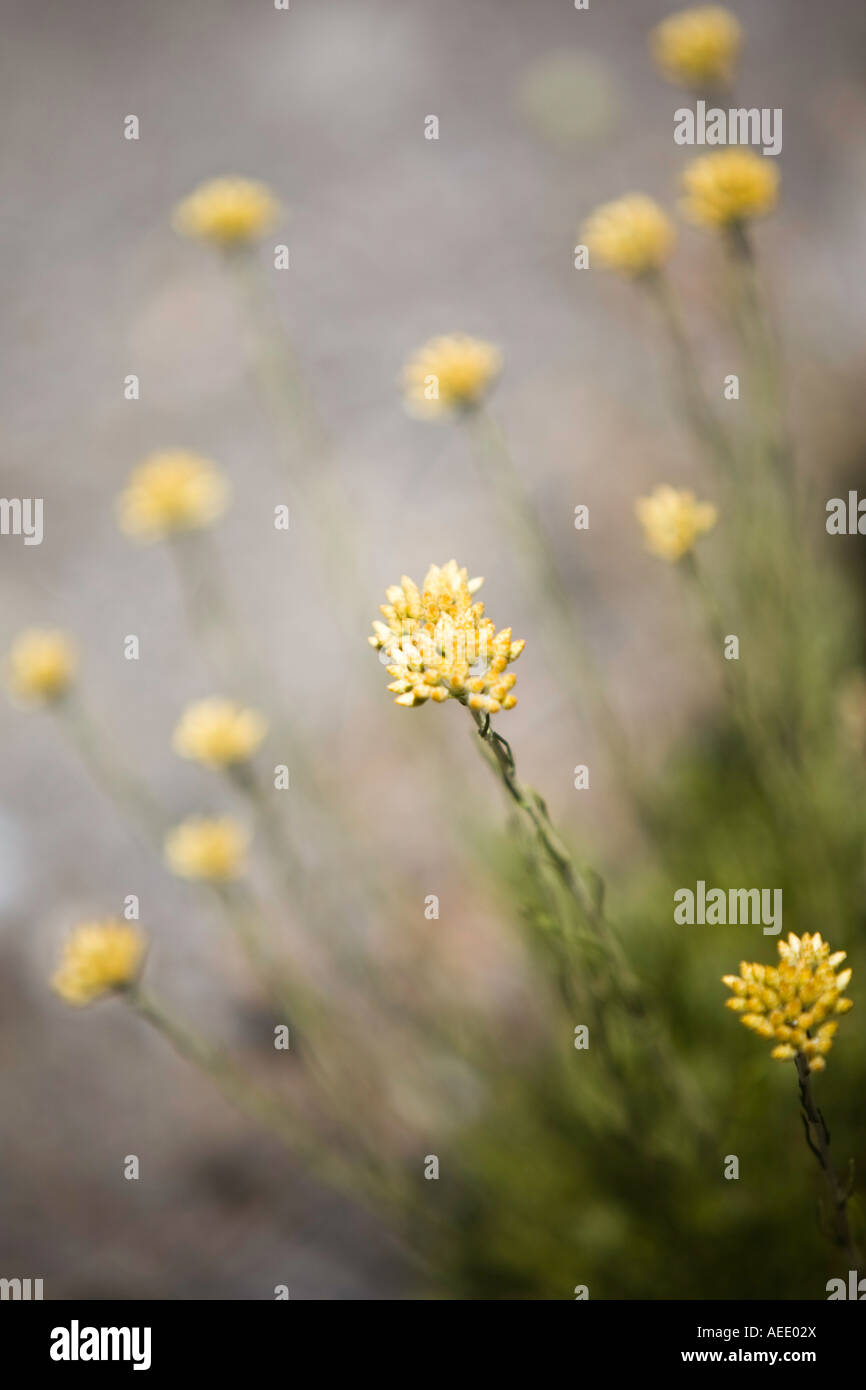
[466,702,651,1010]
[645,270,736,481]
[166,530,247,691]
[225,246,330,468]
[56,697,164,845]
[224,247,366,625]
[465,702,714,1139]
[469,705,603,927]
[724,222,793,494]
[227,759,307,902]
[127,985,389,1213]
[679,550,753,724]
[465,406,657,834]
[795,1053,862,1277]
[212,879,302,1020]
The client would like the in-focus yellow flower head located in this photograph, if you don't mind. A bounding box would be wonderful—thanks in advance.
[582,195,676,276]
[173,176,280,247]
[173,698,267,768]
[6,629,77,705]
[636,485,717,562]
[369,560,524,713]
[723,932,853,1072]
[165,815,248,882]
[118,451,229,543]
[402,335,502,418]
[681,149,779,227]
[650,6,743,89]
[52,919,146,1007]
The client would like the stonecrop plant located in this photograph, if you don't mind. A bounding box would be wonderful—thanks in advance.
[7,4,864,1300]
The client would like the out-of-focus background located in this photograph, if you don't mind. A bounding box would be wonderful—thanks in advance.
[2,0,866,1298]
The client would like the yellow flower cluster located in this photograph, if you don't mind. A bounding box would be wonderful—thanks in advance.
[723,933,853,1073]
[6,629,76,705]
[173,698,267,768]
[370,561,524,712]
[402,335,502,417]
[681,150,779,228]
[582,195,676,276]
[636,485,717,562]
[173,176,280,247]
[165,816,248,882]
[650,6,742,89]
[118,451,229,542]
[52,919,146,1006]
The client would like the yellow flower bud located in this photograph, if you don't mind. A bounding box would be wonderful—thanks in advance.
[6,629,76,705]
[173,176,280,247]
[650,6,742,89]
[118,451,229,542]
[681,150,779,228]
[402,336,502,418]
[52,919,146,1006]
[173,698,267,768]
[636,485,717,562]
[371,562,523,711]
[723,933,853,1071]
[164,816,248,882]
[581,194,676,276]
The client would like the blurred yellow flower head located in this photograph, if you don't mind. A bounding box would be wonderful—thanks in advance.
[173,176,280,247]
[650,6,742,88]
[681,149,779,227]
[636,485,717,561]
[723,932,853,1072]
[370,560,524,713]
[52,919,146,1006]
[165,815,248,882]
[581,195,676,276]
[173,698,267,768]
[118,451,229,542]
[6,628,76,705]
[402,335,502,418]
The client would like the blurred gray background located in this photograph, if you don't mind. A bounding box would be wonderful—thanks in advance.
[2,0,866,1298]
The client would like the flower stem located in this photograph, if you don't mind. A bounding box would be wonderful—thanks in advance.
[465,703,655,1021]
[227,758,308,902]
[645,270,736,481]
[211,879,306,1021]
[795,1053,862,1277]
[127,985,389,1212]
[722,223,800,517]
[166,530,248,692]
[465,702,715,1138]
[56,696,164,845]
[224,247,365,623]
[466,406,656,833]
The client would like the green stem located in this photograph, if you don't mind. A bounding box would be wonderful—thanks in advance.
[645,270,736,481]
[128,985,389,1213]
[465,702,714,1139]
[466,406,656,834]
[224,247,364,623]
[465,702,652,1014]
[225,246,330,466]
[724,221,792,494]
[795,1053,862,1278]
[227,759,307,904]
[211,879,303,1020]
[167,530,246,691]
[56,697,164,845]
